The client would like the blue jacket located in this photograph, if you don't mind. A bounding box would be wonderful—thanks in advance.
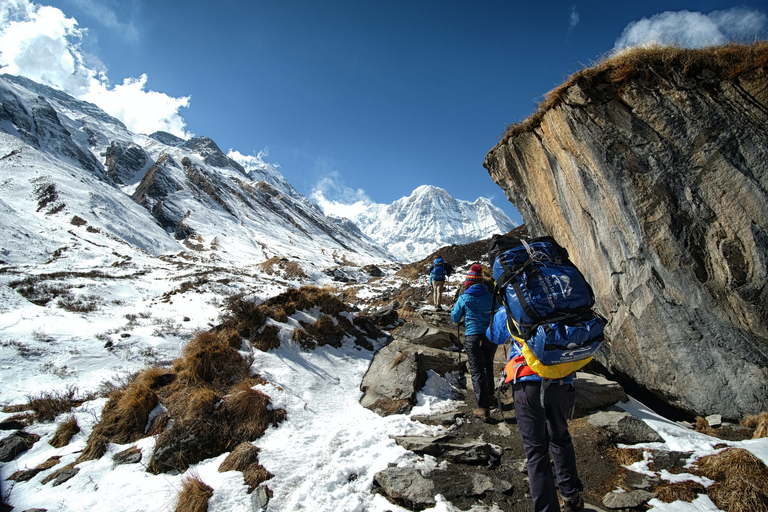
[486,308,574,384]
[451,284,497,337]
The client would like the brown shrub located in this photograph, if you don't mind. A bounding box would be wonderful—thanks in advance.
[94,378,159,445]
[219,442,262,472]
[223,386,285,441]
[49,415,80,448]
[175,475,214,512]
[292,327,316,350]
[26,386,80,422]
[741,412,768,439]
[693,448,768,511]
[218,441,276,491]
[708,475,768,512]
[76,432,108,463]
[306,315,345,348]
[177,331,249,388]
[252,324,282,352]
[182,388,219,420]
[654,480,706,503]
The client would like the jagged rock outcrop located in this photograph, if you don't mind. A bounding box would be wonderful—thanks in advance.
[105,141,150,184]
[483,43,768,418]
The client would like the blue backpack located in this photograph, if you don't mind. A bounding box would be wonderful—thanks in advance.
[431,258,446,281]
[489,235,605,379]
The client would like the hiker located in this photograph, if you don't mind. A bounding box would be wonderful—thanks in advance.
[450,263,499,421]
[427,256,452,309]
[487,306,585,512]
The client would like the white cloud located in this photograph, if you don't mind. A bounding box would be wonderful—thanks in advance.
[70,0,139,41]
[310,172,374,220]
[615,8,768,49]
[0,0,191,138]
[568,5,579,32]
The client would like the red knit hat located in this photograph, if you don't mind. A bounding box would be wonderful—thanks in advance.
[464,264,484,288]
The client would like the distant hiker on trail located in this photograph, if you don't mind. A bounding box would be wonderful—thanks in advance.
[427,256,452,309]
[487,306,585,512]
[450,263,499,422]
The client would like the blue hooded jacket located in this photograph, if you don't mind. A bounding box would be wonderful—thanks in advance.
[450,284,497,337]
[486,308,574,384]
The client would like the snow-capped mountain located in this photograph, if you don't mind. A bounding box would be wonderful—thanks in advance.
[0,74,392,269]
[314,185,518,262]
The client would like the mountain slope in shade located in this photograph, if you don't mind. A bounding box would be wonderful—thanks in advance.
[315,184,518,262]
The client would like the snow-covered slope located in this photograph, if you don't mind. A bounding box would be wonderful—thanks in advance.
[0,74,393,270]
[315,184,518,262]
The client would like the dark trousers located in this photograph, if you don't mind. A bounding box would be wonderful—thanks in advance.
[513,381,582,512]
[464,334,497,409]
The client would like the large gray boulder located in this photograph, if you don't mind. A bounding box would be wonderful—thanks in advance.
[360,337,464,416]
[484,44,768,417]
[373,466,511,510]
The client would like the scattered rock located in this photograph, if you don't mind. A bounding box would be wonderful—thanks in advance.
[51,467,80,487]
[705,414,723,428]
[647,450,693,472]
[393,435,501,465]
[363,264,384,277]
[113,446,142,465]
[410,411,463,427]
[373,466,512,510]
[0,430,40,462]
[602,489,656,509]
[0,419,27,431]
[587,411,664,444]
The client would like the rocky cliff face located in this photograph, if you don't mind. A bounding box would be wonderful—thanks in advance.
[483,44,768,418]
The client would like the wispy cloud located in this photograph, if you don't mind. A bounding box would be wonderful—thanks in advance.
[615,8,768,49]
[70,0,139,42]
[568,4,579,33]
[310,170,374,219]
[0,0,191,137]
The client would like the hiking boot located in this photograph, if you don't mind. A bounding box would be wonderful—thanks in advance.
[473,408,490,422]
[562,492,584,512]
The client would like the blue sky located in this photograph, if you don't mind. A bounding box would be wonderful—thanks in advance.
[2,1,767,224]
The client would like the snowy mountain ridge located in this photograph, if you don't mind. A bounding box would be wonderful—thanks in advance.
[314,184,518,262]
[0,73,391,269]
[0,72,514,268]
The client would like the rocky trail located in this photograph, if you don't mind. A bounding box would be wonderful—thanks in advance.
[364,305,759,512]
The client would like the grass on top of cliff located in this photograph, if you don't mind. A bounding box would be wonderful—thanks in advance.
[502,40,768,142]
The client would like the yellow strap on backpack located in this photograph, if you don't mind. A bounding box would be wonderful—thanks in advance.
[507,316,592,379]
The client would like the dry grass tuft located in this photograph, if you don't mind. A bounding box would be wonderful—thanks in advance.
[607,447,645,467]
[654,480,706,503]
[76,432,108,463]
[693,448,768,512]
[501,41,768,142]
[8,456,61,482]
[49,415,80,448]
[175,475,214,512]
[219,442,262,472]
[252,324,282,352]
[26,386,81,422]
[741,412,768,439]
[218,442,275,492]
[177,331,249,388]
[695,416,718,437]
[223,386,286,441]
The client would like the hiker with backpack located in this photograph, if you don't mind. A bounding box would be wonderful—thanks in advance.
[487,307,584,512]
[486,234,603,512]
[450,263,499,422]
[427,256,452,309]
